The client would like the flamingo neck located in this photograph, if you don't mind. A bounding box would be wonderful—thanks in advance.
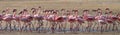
[83,12,88,16]
[13,12,16,16]
[6,11,9,14]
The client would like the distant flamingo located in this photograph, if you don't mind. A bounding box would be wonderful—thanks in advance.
[12,9,21,31]
[2,8,13,31]
[82,10,95,32]
[31,7,45,32]
[107,11,118,31]
[67,12,77,32]
[19,9,33,32]
[72,10,85,32]
[44,11,58,33]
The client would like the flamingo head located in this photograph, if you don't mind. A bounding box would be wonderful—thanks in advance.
[83,10,89,16]
[2,10,5,13]
[18,11,23,15]
[97,8,101,10]
[105,8,110,10]
[97,8,102,13]
[105,8,110,13]
[117,13,120,16]
[13,9,17,13]
[83,9,89,13]
[92,9,97,12]
[61,9,65,11]
[72,10,78,12]
[105,12,108,14]
[52,11,57,14]
[6,8,10,12]
[109,11,113,14]
[31,8,35,10]
[23,9,28,12]
[38,6,41,8]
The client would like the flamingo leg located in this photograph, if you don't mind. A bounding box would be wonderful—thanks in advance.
[31,22,35,31]
[79,23,83,32]
[4,22,8,31]
[54,22,57,32]
[104,23,108,32]
[61,23,64,32]
[108,23,112,31]
[17,21,21,31]
[114,22,118,31]
[92,21,97,31]
[36,20,43,32]
[0,21,2,31]
[90,22,93,32]
[24,23,27,32]
[36,21,40,32]
[100,24,103,33]
[8,21,12,32]
[45,21,49,32]
[115,21,119,31]
[112,22,116,31]
[13,21,17,31]
[63,22,67,33]
[28,22,32,32]
[51,22,55,33]
[48,21,52,32]
[75,23,80,31]
[96,22,100,31]
[58,22,61,32]
[58,22,63,32]
[70,22,73,32]
[21,22,27,32]
[86,22,91,32]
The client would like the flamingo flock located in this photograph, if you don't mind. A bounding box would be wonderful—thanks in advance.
[0,6,120,33]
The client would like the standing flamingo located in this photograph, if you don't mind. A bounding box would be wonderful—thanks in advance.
[12,9,21,31]
[82,10,95,32]
[19,9,33,32]
[67,12,78,32]
[95,12,107,32]
[2,8,13,31]
[72,10,85,32]
[107,11,118,31]
[43,10,58,33]
[31,7,45,32]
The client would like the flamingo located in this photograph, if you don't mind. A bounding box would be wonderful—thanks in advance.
[82,10,96,32]
[2,8,13,31]
[107,11,119,31]
[19,9,34,32]
[67,12,78,32]
[72,10,85,32]
[12,9,22,31]
[95,12,108,32]
[43,10,58,33]
[0,11,5,30]
[31,7,45,32]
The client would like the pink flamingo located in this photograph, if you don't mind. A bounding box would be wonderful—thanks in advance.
[95,12,108,32]
[107,11,118,31]
[43,10,58,33]
[95,8,112,32]
[12,9,21,31]
[2,8,13,31]
[72,10,85,32]
[19,9,33,32]
[0,11,5,30]
[82,10,96,32]
[67,11,78,32]
[53,9,68,32]
[31,7,45,32]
